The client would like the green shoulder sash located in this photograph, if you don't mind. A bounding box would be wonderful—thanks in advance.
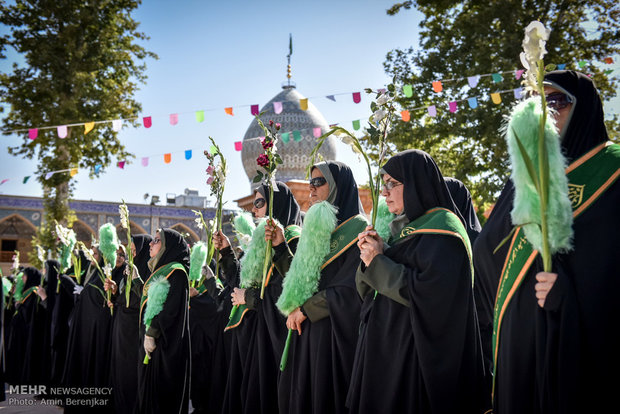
[19,286,38,304]
[492,141,620,396]
[321,214,368,270]
[139,262,187,324]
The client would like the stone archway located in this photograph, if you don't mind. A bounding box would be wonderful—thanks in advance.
[0,213,38,263]
[116,221,148,245]
[169,223,199,245]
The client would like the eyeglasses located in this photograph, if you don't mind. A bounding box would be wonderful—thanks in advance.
[151,238,161,245]
[546,92,574,111]
[309,177,327,188]
[253,198,266,209]
[382,180,403,192]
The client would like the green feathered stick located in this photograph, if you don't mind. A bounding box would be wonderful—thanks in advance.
[277,201,337,371]
[12,272,24,303]
[2,277,12,308]
[233,211,256,250]
[189,242,209,287]
[142,276,170,364]
[373,197,395,242]
[99,223,119,314]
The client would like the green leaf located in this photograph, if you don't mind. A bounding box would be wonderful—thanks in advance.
[545,63,557,72]
[387,83,395,92]
[512,128,541,193]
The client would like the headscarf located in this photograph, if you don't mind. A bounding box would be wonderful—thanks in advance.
[544,70,609,161]
[132,234,153,280]
[445,177,482,243]
[312,160,364,224]
[382,149,465,224]
[147,228,190,273]
[22,267,42,290]
[256,181,303,227]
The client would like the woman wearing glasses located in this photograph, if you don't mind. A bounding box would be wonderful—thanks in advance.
[277,161,367,414]
[474,70,620,414]
[213,181,302,413]
[347,150,484,413]
[137,228,191,414]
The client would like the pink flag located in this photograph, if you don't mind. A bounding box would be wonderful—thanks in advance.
[57,125,68,138]
[313,127,322,137]
[273,102,283,114]
[428,105,437,117]
[117,161,125,169]
[141,157,149,167]
[251,105,259,116]
[234,141,243,151]
[352,92,361,103]
[143,116,152,128]
[28,129,38,140]
[169,114,179,125]
[449,101,458,113]
[515,69,524,80]
[0,179,8,185]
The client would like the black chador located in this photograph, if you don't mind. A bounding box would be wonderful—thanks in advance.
[137,228,191,414]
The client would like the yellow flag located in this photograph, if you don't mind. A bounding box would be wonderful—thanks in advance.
[84,122,95,134]
[70,168,78,177]
[491,93,502,104]
[299,98,308,111]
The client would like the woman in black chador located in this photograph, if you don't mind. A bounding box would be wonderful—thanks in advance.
[137,228,191,414]
[277,161,367,414]
[347,150,484,413]
[474,71,620,414]
[215,181,302,413]
[105,235,151,414]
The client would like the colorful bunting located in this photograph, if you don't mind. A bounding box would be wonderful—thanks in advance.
[467,97,478,109]
[401,110,410,122]
[578,60,587,68]
[448,101,458,113]
[224,107,234,116]
[352,120,361,130]
[143,117,152,128]
[234,141,243,151]
[112,120,122,131]
[313,127,321,137]
[515,69,524,80]
[604,57,613,64]
[95,165,102,174]
[70,168,78,177]
[467,76,480,88]
[491,93,502,104]
[432,81,443,93]
[402,84,413,97]
[0,179,8,185]
[514,88,524,99]
[326,95,336,102]
[251,104,259,116]
[293,130,302,142]
[352,92,361,104]
[45,172,54,180]
[428,105,437,117]
[281,132,290,143]
[299,99,308,111]
[84,122,95,134]
[23,176,30,184]
[57,125,68,138]
[273,102,283,114]
[141,157,149,167]
[164,153,172,164]
[170,114,179,125]
[185,150,192,160]
[28,129,37,140]
[117,161,125,169]
[492,73,503,83]
[195,110,205,123]
[557,64,566,70]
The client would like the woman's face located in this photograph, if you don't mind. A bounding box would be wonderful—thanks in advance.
[251,191,267,218]
[544,86,573,135]
[381,173,405,215]
[149,232,162,258]
[309,168,330,206]
[92,248,101,263]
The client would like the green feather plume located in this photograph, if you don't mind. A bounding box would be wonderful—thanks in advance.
[239,219,270,288]
[189,242,208,282]
[3,277,13,298]
[98,223,119,265]
[373,196,395,242]
[277,201,337,316]
[504,97,573,254]
[13,272,24,302]
[233,211,256,249]
[143,276,170,328]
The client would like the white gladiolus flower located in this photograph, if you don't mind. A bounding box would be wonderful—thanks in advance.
[11,252,19,270]
[55,223,75,247]
[103,263,113,278]
[520,21,550,91]
[119,204,129,229]
[195,217,204,230]
[36,246,46,264]
[376,92,392,106]
[371,108,388,123]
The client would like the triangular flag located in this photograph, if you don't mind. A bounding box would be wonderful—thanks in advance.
[84,122,95,134]
[234,141,243,151]
[28,129,38,140]
[492,73,503,83]
[141,157,149,167]
[557,63,566,70]
[117,161,125,169]
[170,114,179,125]
[70,168,78,177]
[313,127,322,138]
[225,107,234,116]
[402,84,413,97]
[352,92,361,104]
[185,150,192,160]
[23,176,30,184]
[299,99,308,111]
[604,57,613,64]
[578,60,587,68]
[143,116,152,128]
[401,110,410,122]
[432,81,443,93]
[195,110,205,123]
[604,69,614,75]
[428,105,437,117]
[0,179,8,185]
[467,97,478,109]
[112,119,122,131]
[251,104,259,116]
[164,153,171,164]
[281,132,290,143]
[326,95,336,102]
[57,125,68,138]
[515,69,524,80]
[45,172,54,180]
[513,88,524,99]
[273,102,283,114]
[467,76,480,88]
[490,93,502,104]
[95,164,102,174]
[448,101,458,113]
[352,120,361,130]
[293,130,302,142]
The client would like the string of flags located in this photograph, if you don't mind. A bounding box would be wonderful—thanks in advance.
[4,58,615,139]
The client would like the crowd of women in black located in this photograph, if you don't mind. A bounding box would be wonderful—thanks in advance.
[1,71,618,413]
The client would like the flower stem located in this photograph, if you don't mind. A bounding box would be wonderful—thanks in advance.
[260,178,275,299]
[280,328,293,371]
[537,60,552,272]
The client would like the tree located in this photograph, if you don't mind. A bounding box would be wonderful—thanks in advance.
[0,0,156,253]
[380,0,619,217]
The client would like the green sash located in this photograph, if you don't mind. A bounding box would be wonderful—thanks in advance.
[491,141,620,396]
[225,224,304,331]
[321,214,368,270]
[139,262,187,325]
[19,286,38,304]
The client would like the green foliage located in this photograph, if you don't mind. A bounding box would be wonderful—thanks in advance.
[0,0,157,254]
[382,0,619,212]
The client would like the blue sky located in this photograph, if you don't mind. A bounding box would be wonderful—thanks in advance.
[0,0,423,207]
